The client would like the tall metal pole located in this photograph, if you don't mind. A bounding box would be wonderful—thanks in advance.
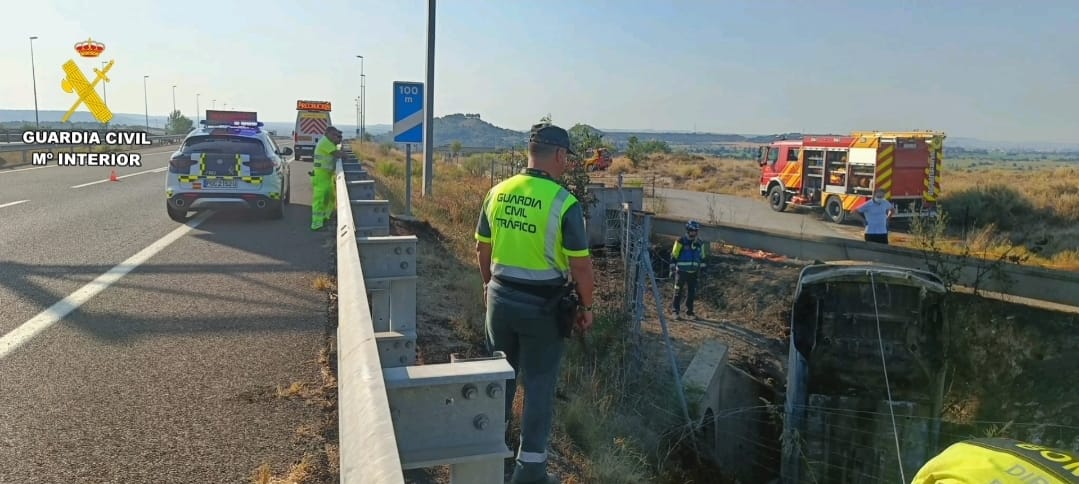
[423,0,436,196]
[405,144,413,216]
[354,96,361,138]
[356,55,364,141]
[143,75,150,129]
[361,74,366,144]
[171,85,177,114]
[196,93,200,125]
[101,61,108,130]
[29,36,39,127]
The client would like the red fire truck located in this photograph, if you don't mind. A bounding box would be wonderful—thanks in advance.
[756,131,945,223]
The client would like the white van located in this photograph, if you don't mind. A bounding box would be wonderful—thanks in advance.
[293,100,332,161]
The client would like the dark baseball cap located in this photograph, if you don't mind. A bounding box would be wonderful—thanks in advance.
[530,123,576,155]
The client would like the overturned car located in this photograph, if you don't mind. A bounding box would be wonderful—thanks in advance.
[780,261,949,484]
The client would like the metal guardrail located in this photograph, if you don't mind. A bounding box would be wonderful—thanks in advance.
[645,213,1079,310]
[0,135,185,154]
[334,151,515,483]
[333,158,405,482]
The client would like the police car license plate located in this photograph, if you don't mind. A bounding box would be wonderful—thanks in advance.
[204,178,237,189]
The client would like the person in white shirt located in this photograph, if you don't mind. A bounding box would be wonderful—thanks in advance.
[856,189,895,244]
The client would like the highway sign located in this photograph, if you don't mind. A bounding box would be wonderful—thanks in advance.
[393,81,424,144]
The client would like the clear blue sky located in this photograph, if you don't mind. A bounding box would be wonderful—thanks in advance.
[2,0,1077,143]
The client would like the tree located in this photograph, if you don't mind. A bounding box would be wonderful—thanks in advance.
[165,110,193,135]
[625,135,670,166]
[450,140,463,162]
[567,123,611,155]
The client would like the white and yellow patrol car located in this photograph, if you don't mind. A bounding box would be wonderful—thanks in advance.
[165,110,293,222]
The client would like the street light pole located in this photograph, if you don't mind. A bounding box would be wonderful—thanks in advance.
[29,36,39,127]
[358,95,366,137]
[143,75,150,129]
[171,85,177,114]
[196,94,200,125]
[361,74,366,143]
[101,61,109,130]
[356,55,364,143]
[423,0,436,196]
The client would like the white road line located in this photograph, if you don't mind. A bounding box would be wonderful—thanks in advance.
[0,210,213,359]
[0,200,30,209]
[0,149,177,175]
[0,165,56,174]
[71,167,168,188]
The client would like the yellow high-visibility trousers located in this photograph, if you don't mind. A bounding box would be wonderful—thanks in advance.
[311,169,335,230]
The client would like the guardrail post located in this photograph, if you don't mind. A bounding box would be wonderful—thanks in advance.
[356,235,419,368]
[350,200,391,237]
[347,180,377,201]
[344,164,370,182]
[384,352,515,481]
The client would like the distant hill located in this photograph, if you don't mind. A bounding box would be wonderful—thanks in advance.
[373,113,527,147]
[3,109,1076,153]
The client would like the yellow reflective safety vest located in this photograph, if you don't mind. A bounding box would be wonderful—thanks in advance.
[479,170,583,284]
[313,136,337,172]
[912,438,1079,484]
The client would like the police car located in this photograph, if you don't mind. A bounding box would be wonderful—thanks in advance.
[165,110,293,222]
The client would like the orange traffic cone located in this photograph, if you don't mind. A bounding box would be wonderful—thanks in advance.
[109,170,119,182]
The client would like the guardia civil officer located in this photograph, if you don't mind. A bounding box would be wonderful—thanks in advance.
[475,123,595,484]
[310,126,345,231]
[912,437,1079,484]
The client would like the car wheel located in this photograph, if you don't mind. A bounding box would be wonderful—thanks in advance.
[825,196,847,224]
[768,185,787,212]
[167,202,188,223]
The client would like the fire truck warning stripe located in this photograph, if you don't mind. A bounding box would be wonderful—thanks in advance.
[779,161,801,187]
[842,194,864,211]
[876,145,895,196]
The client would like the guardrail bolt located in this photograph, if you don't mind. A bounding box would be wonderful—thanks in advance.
[406,247,414,255]
[394,247,402,254]
[405,340,414,349]
[473,414,489,430]
[400,262,409,270]
[462,384,478,400]
[487,382,503,399]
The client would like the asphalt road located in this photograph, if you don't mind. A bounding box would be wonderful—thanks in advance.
[0,143,334,482]
[653,187,873,239]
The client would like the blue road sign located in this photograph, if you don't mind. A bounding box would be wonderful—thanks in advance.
[393,81,424,144]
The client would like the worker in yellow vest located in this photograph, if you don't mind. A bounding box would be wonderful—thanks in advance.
[912,437,1079,484]
[311,126,344,231]
[474,123,595,484]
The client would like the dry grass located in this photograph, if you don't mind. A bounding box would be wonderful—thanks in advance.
[311,275,335,293]
[607,151,1079,270]
[249,291,340,483]
[354,141,710,483]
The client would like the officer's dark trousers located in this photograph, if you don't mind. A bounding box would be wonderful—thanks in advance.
[485,279,565,483]
[672,270,699,314]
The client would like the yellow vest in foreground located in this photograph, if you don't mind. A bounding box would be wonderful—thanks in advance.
[912,438,1079,484]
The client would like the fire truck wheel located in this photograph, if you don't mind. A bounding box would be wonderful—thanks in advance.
[768,185,787,212]
[825,196,847,224]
